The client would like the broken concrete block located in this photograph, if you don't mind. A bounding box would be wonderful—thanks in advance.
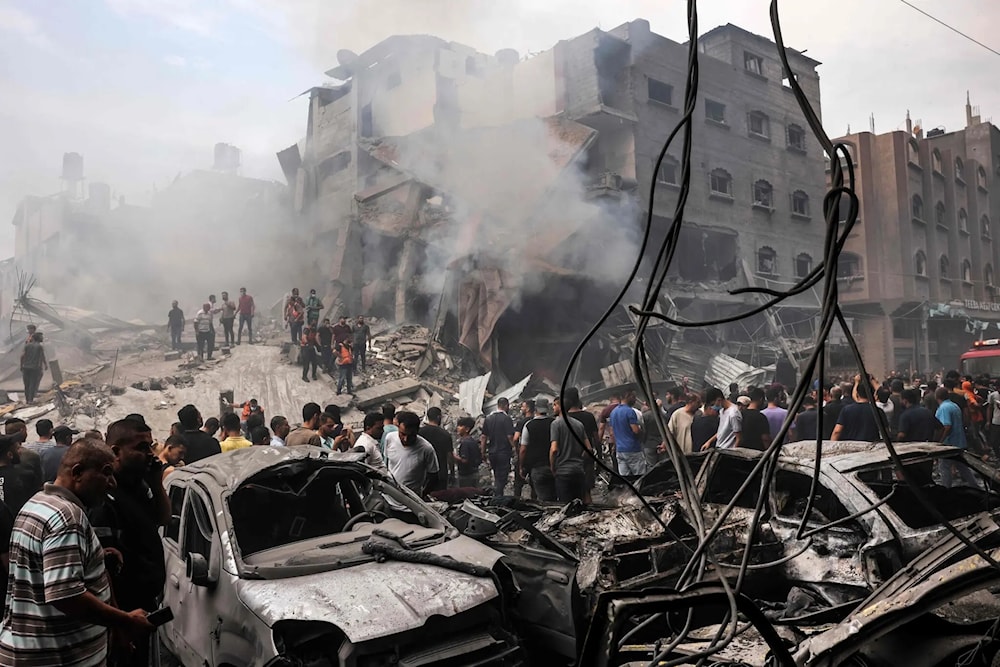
[164,351,181,361]
[414,388,432,404]
[220,347,232,356]
[354,377,423,409]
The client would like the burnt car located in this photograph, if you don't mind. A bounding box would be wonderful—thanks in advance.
[160,446,522,667]
[453,441,1000,661]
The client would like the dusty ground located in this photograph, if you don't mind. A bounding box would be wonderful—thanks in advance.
[68,343,364,438]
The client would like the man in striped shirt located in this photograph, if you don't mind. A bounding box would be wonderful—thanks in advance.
[0,439,153,666]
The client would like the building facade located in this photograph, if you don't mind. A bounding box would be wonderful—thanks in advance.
[286,21,829,384]
[833,98,1000,376]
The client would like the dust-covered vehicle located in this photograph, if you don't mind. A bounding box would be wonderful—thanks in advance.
[160,446,522,667]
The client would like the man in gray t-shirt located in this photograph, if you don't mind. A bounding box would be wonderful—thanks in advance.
[550,398,590,502]
[384,412,439,498]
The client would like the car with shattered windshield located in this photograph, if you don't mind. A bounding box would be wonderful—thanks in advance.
[451,440,1000,662]
[159,446,523,666]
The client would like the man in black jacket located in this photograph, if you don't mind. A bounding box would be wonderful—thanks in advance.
[177,404,221,463]
[89,417,168,667]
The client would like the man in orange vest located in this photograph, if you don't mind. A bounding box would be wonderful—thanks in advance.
[335,340,354,395]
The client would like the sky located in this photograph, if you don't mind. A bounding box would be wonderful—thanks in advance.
[1,0,998,258]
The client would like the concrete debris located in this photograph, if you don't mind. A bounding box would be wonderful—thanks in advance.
[353,377,423,410]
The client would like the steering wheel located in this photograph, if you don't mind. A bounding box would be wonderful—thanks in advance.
[343,510,388,532]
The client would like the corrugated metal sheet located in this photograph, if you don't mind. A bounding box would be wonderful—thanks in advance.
[484,374,532,413]
[704,353,769,390]
[459,372,491,417]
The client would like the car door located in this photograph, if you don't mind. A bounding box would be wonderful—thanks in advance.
[161,484,195,665]
[170,485,221,666]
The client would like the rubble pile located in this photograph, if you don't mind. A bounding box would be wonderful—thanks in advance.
[130,374,195,391]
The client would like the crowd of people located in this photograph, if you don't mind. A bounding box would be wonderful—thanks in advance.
[167,287,257,359]
[592,369,998,489]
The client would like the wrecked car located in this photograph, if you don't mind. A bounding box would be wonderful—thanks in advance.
[449,441,1000,660]
[160,446,522,666]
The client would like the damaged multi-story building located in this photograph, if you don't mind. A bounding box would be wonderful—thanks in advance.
[281,20,827,388]
[832,98,1000,376]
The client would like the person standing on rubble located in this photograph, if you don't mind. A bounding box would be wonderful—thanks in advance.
[237,287,255,345]
[610,391,645,475]
[219,291,237,348]
[550,396,591,502]
[20,332,47,404]
[318,318,335,374]
[194,303,215,360]
[331,315,353,347]
[167,300,185,350]
[305,289,324,328]
[286,290,305,344]
[519,397,556,501]
[353,316,371,373]
[300,325,320,383]
[481,397,515,497]
[335,339,354,395]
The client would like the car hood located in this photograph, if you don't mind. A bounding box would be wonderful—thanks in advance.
[237,535,503,643]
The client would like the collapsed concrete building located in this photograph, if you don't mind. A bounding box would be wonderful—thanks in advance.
[280,21,829,389]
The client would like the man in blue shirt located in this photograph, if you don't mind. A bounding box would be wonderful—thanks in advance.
[610,391,644,476]
[935,387,978,487]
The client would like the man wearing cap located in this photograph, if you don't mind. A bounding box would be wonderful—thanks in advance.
[519,397,556,501]
[25,419,55,455]
[40,425,79,483]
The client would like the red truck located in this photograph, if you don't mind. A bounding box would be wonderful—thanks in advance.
[959,338,1000,376]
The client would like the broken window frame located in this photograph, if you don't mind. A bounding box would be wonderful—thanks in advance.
[787,123,807,152]
[705,99,726,124]
[747,111,770,139]
[709,168,733,197]
[838,252,863,279]
[791,190,810,218]
[756,245,778,276]
[182,491,215,562]
[647,77,674,106]
[165,486,186,543]
[743,51,765,76]
[752,179,774,210]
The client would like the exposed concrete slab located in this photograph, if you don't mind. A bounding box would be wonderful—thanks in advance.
[353,377,423,409]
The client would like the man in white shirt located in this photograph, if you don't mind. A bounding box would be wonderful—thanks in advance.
[701,387,742,450]
[383,411,438,497]
[269,416,289,447]
[352,412,387,469]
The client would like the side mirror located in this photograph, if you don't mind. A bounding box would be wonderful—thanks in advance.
[186,553,212,587]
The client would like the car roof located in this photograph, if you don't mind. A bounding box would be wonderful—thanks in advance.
[170,446,369,491]
[779,440,960,473]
